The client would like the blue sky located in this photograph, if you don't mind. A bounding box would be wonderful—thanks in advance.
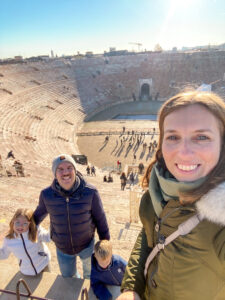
[0,0,225,58]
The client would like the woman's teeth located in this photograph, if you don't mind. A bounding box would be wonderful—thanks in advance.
[177,164,198,171]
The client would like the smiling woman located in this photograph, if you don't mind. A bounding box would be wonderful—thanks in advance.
[117,90,225,300]
[162,104,221,182]
[142,91,225,203]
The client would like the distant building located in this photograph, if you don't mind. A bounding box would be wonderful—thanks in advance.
[37,55,50,61]
[63,55,74,59]
[14,56,23,61]
[26,56,42,62]
[181,43,225,52]
[85,51,93,58]
[51,50,54,58]
[104,49,128,57]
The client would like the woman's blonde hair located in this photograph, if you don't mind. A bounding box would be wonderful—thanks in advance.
[142,90,225,203]
[6,208,37,242]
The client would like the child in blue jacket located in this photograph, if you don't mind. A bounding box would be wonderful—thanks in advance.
[91,240,127,300]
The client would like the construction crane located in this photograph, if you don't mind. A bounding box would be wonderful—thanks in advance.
[129,42,142,52]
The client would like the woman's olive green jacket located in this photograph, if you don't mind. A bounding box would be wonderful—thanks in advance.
[121,182,225,300]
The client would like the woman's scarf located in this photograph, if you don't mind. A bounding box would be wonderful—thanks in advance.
[149,163,206,217]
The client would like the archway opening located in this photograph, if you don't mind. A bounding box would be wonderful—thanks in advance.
[140,83,150,101]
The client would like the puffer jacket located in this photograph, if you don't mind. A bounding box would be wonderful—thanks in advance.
[34,173,110,254]
[0,226,51,275]
[91,254,127,300]
[121,181,225,299]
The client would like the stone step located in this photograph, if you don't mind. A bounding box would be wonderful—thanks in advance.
[0,262,121,300]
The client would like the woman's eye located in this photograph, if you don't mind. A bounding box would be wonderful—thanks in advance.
[166,135,178,141]
[196,135,209,140]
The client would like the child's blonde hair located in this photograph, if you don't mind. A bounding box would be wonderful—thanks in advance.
[94,240,112,260]
[6,208,37,242]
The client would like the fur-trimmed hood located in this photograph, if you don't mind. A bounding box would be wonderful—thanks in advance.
[196,182,225,226]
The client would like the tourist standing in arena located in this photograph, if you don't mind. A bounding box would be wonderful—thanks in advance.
[34,154,110,279]
[120,172,127,190]
[117,91,225,300]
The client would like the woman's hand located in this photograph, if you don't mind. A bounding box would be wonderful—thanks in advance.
[116,291,141,300]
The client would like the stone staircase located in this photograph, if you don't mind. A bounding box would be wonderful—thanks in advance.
[0,262,121,299]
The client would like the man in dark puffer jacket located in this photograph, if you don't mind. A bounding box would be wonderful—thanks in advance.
[33,154,110,279]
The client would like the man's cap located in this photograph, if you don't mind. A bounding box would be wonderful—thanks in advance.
[52,154,76,176]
